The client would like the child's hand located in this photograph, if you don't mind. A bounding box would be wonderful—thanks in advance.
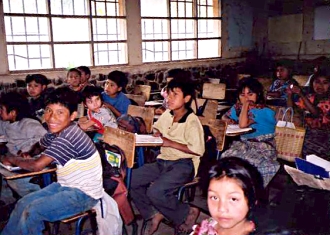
[19,152,32,159]
[153,132,162,137]
[1,156,12,166]
[161,136,171,147]
[289,84,302,96]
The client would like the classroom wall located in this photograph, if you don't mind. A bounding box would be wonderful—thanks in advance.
[253,0,330,59]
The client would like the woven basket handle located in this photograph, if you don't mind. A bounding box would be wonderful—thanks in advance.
[281,107,294,124]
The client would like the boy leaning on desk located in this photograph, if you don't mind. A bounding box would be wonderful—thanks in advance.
[0,87,104,235]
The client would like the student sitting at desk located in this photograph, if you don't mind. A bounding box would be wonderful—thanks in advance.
[0,91,47,202]
[222,77,279,187]
[130,78,205,234]
[266,61,298,106]
[79,85,118,142]
[0,87,103,235]
[102,70,131,118]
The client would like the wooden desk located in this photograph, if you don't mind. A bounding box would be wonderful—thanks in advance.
[3,167,56,180]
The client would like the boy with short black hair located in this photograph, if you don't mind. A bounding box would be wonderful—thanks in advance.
[66,68,82,92]
[77,65,92,90]
[79,85,117,141]
[1,87,103,235]
[130,78,205,234]
[102,70,131,117]
[25,74,53,120]
[0,91,47,202]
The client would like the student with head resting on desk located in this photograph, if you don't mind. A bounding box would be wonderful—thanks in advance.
[0,90,47,203]
[130,78,205,235]
[191,157,262,235]
[102,70,131,118]
[0,87,104,235]
[221,77,279,187]
[287,70,330,161]
[78,85,118,142]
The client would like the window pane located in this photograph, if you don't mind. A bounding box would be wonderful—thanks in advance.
[93,19,127,41]
[198,39,220,58]
[171,20,195,39]
[171,40,195,60]
[7,44,51,70]
[5,16,49,42]
[52,18,90,42]
[91,0,125,16]
[94,43,127,65]
[198,19,221,38]
[170,0,193,17]
[4,0,47,14]
[142,41,169,62]
[51,0,88,15]
[141,0,168,17]
[54,44,91,68]
[141,19,169,40]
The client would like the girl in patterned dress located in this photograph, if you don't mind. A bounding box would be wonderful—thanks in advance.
[221,77,279,187]
[191,157,261,235]
[287,71,330,160]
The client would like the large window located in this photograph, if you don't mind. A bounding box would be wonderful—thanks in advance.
[3,0,127,71]
[141,0,221,62]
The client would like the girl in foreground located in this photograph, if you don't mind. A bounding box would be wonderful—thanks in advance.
[191,157,262,235]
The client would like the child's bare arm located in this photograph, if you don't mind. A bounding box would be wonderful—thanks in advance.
[78,117,96,130]
[103,102,121,118]
[161,137,199,155]
[1,154,54,172]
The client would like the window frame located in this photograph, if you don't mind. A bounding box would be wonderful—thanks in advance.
[3,0,127,71]
[141,0,222,63]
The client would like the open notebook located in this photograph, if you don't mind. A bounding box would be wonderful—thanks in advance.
[226,124,253,135]
[0,162,21,171]
[135,134,163,145]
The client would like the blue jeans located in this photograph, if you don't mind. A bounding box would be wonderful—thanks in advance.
[2,182,98,235]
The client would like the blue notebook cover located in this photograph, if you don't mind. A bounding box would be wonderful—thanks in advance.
[295,158,330,178]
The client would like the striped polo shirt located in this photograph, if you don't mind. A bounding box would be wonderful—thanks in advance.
[40,123,103,199]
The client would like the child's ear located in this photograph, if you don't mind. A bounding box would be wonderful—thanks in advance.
[184,95,191,103]
[70,111,78,121]
[117,86,123,92]
[42,85,46,91]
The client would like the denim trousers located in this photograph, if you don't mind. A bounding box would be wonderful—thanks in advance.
[130,158,194,225]
[2,182,98,235]
[0,167,40,204]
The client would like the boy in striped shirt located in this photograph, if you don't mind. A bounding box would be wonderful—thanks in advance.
[1,87,103,235]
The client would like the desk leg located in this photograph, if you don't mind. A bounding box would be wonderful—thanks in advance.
[137,147,145,167]
[42,173,52,187]
[126,168,132,191]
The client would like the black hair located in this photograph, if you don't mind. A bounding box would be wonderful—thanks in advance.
[81,86,103,104]
[209,157,263,216]
[107,70,128,92]
[77,66,91,76]
[167,74,195,109]
[275,60,293,80]
[237,77,265,104]
[45,87,80,114]
[309,70,330,94]
[67,68,81,77]
[0,90,32,121]
[116,114,146,134]
[25,74,50,86]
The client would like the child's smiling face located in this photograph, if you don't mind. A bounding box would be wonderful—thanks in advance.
[44,103,76,134]
[313,76,330,95]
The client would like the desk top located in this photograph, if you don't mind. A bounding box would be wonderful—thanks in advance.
[2,167,56,180]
